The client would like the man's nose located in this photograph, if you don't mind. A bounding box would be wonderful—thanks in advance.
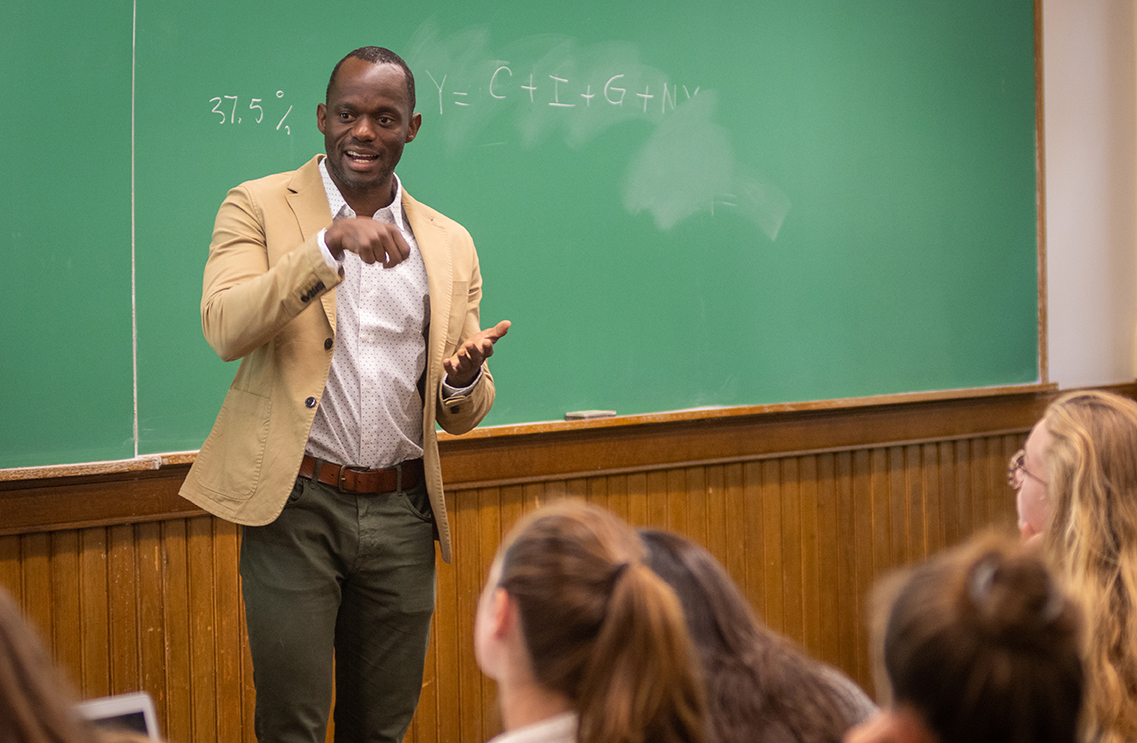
[352,117,376,140]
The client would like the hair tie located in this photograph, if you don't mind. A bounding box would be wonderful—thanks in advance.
[970,557,998,607]
[971,555,1065,626]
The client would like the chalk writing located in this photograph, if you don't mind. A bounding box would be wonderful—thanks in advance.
[489,66,511,99]
[206,90,291,134]
[402,26,786,238]
[276,91,291,134]
[635,86,653,112]
[549,76,573,107]
[417,66,699,115]
[604,75,626,106]
[521,73,537,103]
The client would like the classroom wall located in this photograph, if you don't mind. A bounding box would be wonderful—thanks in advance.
[0,7,1130,742]
[1044,0,1137,387]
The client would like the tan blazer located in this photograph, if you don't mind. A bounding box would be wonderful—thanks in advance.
[179,155,494,562]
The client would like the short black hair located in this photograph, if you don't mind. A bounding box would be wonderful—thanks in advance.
[326,46,416,113]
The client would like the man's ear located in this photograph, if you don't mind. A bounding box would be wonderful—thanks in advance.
[317,103,327,135]
[405,112,422,143]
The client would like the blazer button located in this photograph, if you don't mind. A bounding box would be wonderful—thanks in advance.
[324,338,333,350]
[305,397,317,408]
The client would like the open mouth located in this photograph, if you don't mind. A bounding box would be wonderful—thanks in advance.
[346,150,379,165]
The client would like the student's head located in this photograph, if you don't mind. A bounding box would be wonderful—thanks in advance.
[1029,389,1137,741]
[1036,390,1137,559]
[1012,390,1137,547]
[0,587,89,743]
[641,529,871,743]
[475,501,705,743]
[0,587,152,743]
[847,533,1084,743]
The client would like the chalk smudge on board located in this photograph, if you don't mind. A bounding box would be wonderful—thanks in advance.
[623,91,790,240]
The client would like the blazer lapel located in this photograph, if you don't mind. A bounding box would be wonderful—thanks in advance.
[403,190,452,373]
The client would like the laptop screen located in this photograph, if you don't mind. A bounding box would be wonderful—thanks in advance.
[77,691,160,739]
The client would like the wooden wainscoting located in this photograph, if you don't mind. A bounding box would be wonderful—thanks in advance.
[0,511,251,743]
[2,384,1111,743]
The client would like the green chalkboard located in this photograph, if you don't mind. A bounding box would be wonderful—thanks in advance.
[1,0,135,467]
[2,1,1039,469]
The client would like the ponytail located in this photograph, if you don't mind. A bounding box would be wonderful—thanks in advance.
[578,563,704,743]
[497,502,705,743]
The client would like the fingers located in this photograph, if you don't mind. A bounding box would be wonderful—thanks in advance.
[326,218,411,267]
[442,348,476,386]
[449,337,495,372]
[459,321,511,356]
[443,322,511,385]
[381,231,411,267]
[486,319,511,341]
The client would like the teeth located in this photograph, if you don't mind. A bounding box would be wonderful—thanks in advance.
[347,151,377,159]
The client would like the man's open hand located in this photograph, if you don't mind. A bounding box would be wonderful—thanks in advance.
[444,320,511,387]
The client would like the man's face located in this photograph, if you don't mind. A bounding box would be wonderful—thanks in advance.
[317,58,421,204]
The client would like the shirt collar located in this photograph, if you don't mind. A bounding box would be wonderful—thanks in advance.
[491,713,577,743]
[318,155,406,231]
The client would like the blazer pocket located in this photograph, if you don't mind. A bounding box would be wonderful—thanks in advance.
[194,388,272,502]
[443,280,469,356]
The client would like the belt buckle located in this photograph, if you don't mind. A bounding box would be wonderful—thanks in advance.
[337,464,369,493]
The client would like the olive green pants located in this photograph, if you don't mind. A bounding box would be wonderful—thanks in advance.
[240,475,436,743]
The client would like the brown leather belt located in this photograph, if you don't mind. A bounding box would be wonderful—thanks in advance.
[299,455,424,494]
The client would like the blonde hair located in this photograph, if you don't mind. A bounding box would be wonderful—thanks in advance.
[1041,389,1137,742]
[495,501,705,743]
[876,532,1083,743]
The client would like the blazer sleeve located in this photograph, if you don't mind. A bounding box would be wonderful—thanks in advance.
[201,183,342,362]
[434,230,496,435]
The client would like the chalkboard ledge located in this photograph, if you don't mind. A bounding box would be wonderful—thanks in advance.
[1,384,1059,482]
[0,451,197,483]
[439,383,1058,441]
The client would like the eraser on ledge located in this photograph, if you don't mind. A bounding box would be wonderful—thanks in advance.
[564,410,617,420]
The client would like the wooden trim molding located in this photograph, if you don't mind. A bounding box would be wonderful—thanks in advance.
[1035,0,1049,383]
[0,384,1054,486]
[437,384,1058,489]
[0,386,1059,536]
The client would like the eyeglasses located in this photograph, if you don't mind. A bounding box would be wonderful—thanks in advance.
[1007,449,1047,489]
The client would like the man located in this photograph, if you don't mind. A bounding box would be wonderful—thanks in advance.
[179,46,509,743]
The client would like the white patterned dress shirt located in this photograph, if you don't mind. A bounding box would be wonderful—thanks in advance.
[304,157,431,468]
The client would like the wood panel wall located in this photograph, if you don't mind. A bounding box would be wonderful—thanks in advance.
[1,385,1103,743]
